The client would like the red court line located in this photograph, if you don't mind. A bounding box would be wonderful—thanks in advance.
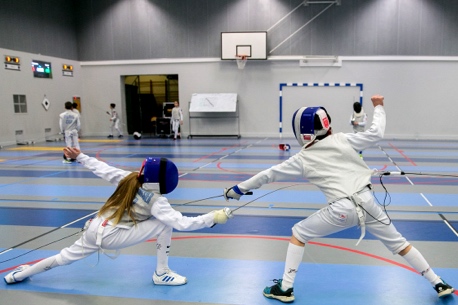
[217,161,253,175]
[193,143,247,163]
[161,235,417,273]
[0,259,43,273]
[388,143,417,166]
[2,235,457,296]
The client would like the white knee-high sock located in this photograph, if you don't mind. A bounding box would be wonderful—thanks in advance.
[281,243,305,290]
[155,233,171,274]
[402,246,440,285]
[14,255,61,281]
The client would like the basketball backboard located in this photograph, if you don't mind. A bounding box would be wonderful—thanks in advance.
[221,31,267,60]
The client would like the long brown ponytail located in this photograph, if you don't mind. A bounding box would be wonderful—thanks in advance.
[97,172,142,225]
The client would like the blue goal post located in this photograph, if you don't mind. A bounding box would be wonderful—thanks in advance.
[278,82,363,137]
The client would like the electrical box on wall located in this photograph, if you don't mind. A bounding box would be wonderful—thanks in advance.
[62,64,73,77]
[4,55,20,71]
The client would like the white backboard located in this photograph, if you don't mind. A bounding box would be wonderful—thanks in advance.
[221,32,267,60]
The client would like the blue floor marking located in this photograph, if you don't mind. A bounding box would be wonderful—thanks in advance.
[422,194,458,206]
[0,209,456,241]
[0,207,93,227]
[2,182,457,207]
[1,250,457,305]
[0,184,115,197]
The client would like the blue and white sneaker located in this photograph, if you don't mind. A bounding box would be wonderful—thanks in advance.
[152,269,187,286]
[4,265,30,284]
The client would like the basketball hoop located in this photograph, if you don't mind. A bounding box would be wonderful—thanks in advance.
[236,55,248,70]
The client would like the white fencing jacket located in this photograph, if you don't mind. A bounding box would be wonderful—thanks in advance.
[238,105,386,203]
[76,153,215,230]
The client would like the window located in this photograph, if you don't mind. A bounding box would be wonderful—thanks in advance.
[13,94,27,113]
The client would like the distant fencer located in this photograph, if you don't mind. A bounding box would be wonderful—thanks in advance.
[224,95,455,303]
[5,147,232,286]
[171,100,183,140]
[350,101,367,158]
[59,101,81,163]
[107,103,123,138]
[72,102,82,138]
[350,101,367,133]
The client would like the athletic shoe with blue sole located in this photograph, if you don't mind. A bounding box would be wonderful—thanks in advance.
[153,269,187,286]
[4,265,30,284]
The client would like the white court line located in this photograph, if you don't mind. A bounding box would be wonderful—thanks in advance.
[0,211,98,256]
[180,139,266,176]
[378,145,458,237]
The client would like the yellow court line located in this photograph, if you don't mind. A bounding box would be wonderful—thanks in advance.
[7,140,122,150]
[79,139,123,143]
[7,147,65,151]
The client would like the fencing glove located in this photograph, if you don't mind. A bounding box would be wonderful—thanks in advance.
[224,185,246,201]
[213,207,233,224]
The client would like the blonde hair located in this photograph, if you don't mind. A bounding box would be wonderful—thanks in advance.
[97,172,142,225]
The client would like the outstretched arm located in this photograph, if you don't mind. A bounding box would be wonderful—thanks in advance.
[224,154,303,201]
[63,147,130,185]
[151,197,231,230]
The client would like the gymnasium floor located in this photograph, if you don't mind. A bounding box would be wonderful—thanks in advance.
[0,135,457,305]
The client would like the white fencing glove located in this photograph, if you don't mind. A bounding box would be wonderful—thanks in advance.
[224,185,246,201]
[213,207,233,224]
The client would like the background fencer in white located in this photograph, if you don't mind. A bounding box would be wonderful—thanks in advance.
[4,147,231,286]
[224,95,454,303]
[350,101,367,133]
[107,103,123,138]
[59,101,80,150]
[171,100,183,140]
[72,102,82,138]
[350,101,367,157]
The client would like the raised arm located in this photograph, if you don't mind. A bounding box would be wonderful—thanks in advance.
[345,95,386,152]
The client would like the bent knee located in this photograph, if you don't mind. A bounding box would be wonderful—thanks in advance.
[398,244,412,256]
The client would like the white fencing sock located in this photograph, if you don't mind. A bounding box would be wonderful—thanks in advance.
[155,232,171,275]
[14,255,60,281]
[281,242,305,290]
[402,246,440,285]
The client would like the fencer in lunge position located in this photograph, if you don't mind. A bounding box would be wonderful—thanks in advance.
[107,103,123,138]
[5,147,232,286]
[171,100,183,140]
[59,101,81,163]
[224,95,455,303]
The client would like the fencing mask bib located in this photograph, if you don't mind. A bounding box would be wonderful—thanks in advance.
[292,107,331,147]
[138,157,179,194]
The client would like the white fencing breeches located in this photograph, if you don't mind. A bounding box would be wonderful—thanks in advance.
[64,130,79,149]
[292,189,410,255]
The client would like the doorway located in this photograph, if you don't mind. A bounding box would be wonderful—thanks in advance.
[124,74,179,136]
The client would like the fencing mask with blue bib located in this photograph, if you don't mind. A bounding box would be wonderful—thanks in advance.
[138,157,179,194]
[292,107,331,147]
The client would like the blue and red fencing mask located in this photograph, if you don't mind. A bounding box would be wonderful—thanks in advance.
[138,157,179,194]
[292,107,331,147]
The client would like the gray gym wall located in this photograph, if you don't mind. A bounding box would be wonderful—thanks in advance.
[1,0,458,146]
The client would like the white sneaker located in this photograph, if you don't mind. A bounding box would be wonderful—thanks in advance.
[152,269,187,286]
[4,265,30,284]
